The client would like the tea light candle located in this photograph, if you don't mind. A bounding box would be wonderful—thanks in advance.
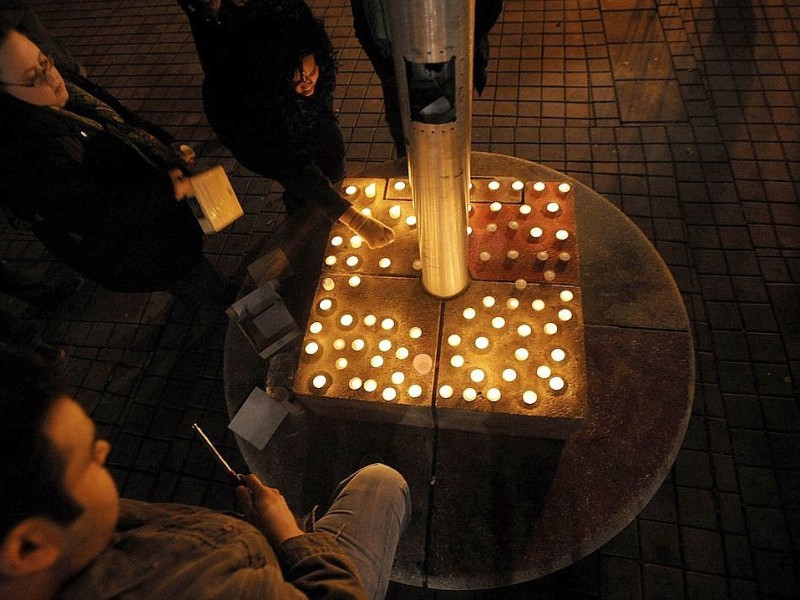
[394,181,406,191]
[532,299,545,311]
[482,296,496,308]
[480,251,491,262]
[318,298,333,311]
[349,377,362,390]
[533,181,546,193]
[467,226,473,235]
[491,317,506,329]
[463,388,477,402]
[470,368,486,383]
[388,205,401,219]
[409,327,422,339]
[512,180,525,191]
[551,348,566,362]
[325,255,337,266]
[448,334,462,346]
[335,357,348,370]
[517,324,532,337]
[312,374,328,389]
[361,208,372,217]
[537,251,549,262]
[450,354,465,368]
[507,298,520,309]
[487,388,501,402]
[502,368,517,382]
[560,290,574,302]
[559,252,571,262]
[558,309,573,321]
[508,220,519,230]
[543,322,558,335]
[345,185,357,195]
[339,313,354,327]
[514,279,527,290]
[351,338,365,351]
[507,250,519,260]
[555,229,569,241]
[391,371,405,385]
[543,270,556,282]
[364,314,377,326]
[348,275,361,287]
[405,215,417,227]
[475,336,490,350]
[364,379,378,392]
[408,384,422,398]
[412,260,422,270]
[333,338,346,350]
[309,321,323,334]
[490,201,502,212]
[549,376,565,391]
[378,257,392,268]
[546,202,560,214]
[396,347,410,360]
[305,341,319,355]
[557,182,571,195]
[378,339,392,352]
[331,236,343,247]
[529,227,543,238]
[345,255,359,268]
[370,355,384,368]
[523,390,538,405]
[364,182,377,198]
[381,318,395,330]
[537,365,551,378]
[350,235,363,248]
[322,278,335,291]
[463,307,476,320]
[487,223,498,233]
[514,347,529,361]
[519,204,532,215]
[488,180,500,191]
[439,385,454,399]
[413,353,432,374]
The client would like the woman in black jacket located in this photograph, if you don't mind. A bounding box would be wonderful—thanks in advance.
[0,25,220,298]
[178,0,394,254]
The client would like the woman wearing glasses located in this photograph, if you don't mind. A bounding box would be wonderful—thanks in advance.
[0,25,226,301]
[178,0,394,269]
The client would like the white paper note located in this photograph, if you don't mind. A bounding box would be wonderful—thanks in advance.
[228,387,290,450]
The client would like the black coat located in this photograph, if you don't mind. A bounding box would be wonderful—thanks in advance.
[0,73,203,292]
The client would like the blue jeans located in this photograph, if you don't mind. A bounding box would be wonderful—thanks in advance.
[313,464,411,600]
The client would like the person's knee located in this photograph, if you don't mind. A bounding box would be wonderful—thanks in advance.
[354,464,411,526]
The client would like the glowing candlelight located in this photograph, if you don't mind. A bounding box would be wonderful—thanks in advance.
[339,313,354,327]
[530,227,543,238]
[370,355,384,368]
[512,180,524,191]
[502,368,517,382]
[439,385,454,399]
[475,336,490,350]
[351,338,365,351]
[381,318,395,330]
[549,376,565,391]
[543,270,556,282]
[381,387,396,401]
[558,308,573,321]
[517,324,532,337]
[405,215,417,227]
[519,204,532,215]
[409,327,422,339]
[361,207,372,217]
[490,201,502,212]
[348,275,361,287]
[482,296,496,308]
[507,250,519,260]
[463,388,477,402]
[537,365,551,378]
[335,357,348,370]
[364,314,377,326]
[487,388,501,402]
[364,182,377,198]
[543,322,558,335]
[318,298,333,311]
[523,390,538,405]
[388,205,402,219]
[378,339,392,352]
[331,236,343,247]
[395,347,410,360]
[508,221,519,231]
[309,321,323,334]
[463,307,476,320]
[350,235,363,248]
[533,181,546,193]
[537,250,549,262]
[470,368,486,383]
[349,377,362,390]
[345,185,358,195]
[514,279,527,290]
[557,182,571,194]
[514,347,529,361]
[412,260,422,270]
[555,229,569,241]
[560,290,574,302]
[333,338,346,350]
[488,180,500,191]
[546,202,560,214]
[378,257,391,268]
[551,348,566,362]
[532,299,545,311]
[448,334,462,346]
[391,371,405,385]
[450,354,465,368]
[305,341,319,355]
[491,316,506,329]
[322,278,335,291]
[467,226,473,235]
[559,252,571,262]
[325,255,337,266]
[487,223,498,233]
[408,384,422,398]
[507,298,520,309]
[364,379,378,392]
[479,251,491,262]
[312,374,328,388]
[394,180,406,191]
[345,255,359,268]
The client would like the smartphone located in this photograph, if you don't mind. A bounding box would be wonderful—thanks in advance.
[191,423,244,485]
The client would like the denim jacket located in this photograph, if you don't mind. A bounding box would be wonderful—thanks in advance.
[57,499,367,599]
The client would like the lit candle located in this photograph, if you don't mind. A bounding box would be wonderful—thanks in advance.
[479,251,491,262]
[482,295,496,308]
[533,181,546,193]
[378,339,392,352]
[532,299,545,311]
[305,341,319,355]
[364,379,378,392]
[549,376,565,391]
[488,180,500,191]
[546,202,560,214]
[391,371,405,384]
[364,182,377,198]
[555,229,569,241]
[537,250,549,262]
[551,348,566,362]
[350,235,363,248]
[507,250,519,260]
[475,336,490,350]
[512,180,525,191]
[349,377,363,390]
[529,227,543,238]
[463,307,476,320]
[348,275,361,287]
[361,207,372,217]
[333,338,346,350]
[364,314,377,326]
[312,374,328,389]
[318,298,333,311]
[492,316,506,329]
[514,279,527,290]
[514,347,529,361]
[388,205,402,219]
[543,270,556,282]
[490,201,502,212]
[335,357,348,370]
[439,385,454,399]
[309,321,323,334]
[502,368,517,382]
[408,384,422,398]
[351,338,365,351]
[507,298,520,309]
[558,308,573,322]
[559,252,571,262]
[405,215,417,227]
[394,180,406,191]
[450,354,465,368]
[409,327,422,339]
[412,260,422,270]
[339,313,354,327]
[345,185,358,195]
[523,390,538,405]
[448,334,462,346]
[322,278,335,291]
[378,257,391,268]
[370,355,384,368]
[560,290,574,302]
[331,236,343,247]
[537,365,551,378]
[487,388,501,402]
[395,347,410,360]
[345,255,359,268]
[487,223,498,233]
[463,388,477,402]
[517,324,532,337]
[557,182,571,195]
[325,255,337,266]
[381,318,395,330]
[470,368,486,383]
[543,322,558,335]
[519,204,532,215]
[467,226,473,235]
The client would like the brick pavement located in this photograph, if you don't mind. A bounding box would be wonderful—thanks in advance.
[1,0,797,598]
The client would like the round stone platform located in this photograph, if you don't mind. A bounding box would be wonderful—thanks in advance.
[223,152,694,590]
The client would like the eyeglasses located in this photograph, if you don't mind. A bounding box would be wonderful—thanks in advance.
[0,54,55,88]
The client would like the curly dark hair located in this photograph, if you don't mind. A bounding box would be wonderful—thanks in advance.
[0,347,83,541]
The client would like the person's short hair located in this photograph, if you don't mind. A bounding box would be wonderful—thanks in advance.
[0,346,83,540]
